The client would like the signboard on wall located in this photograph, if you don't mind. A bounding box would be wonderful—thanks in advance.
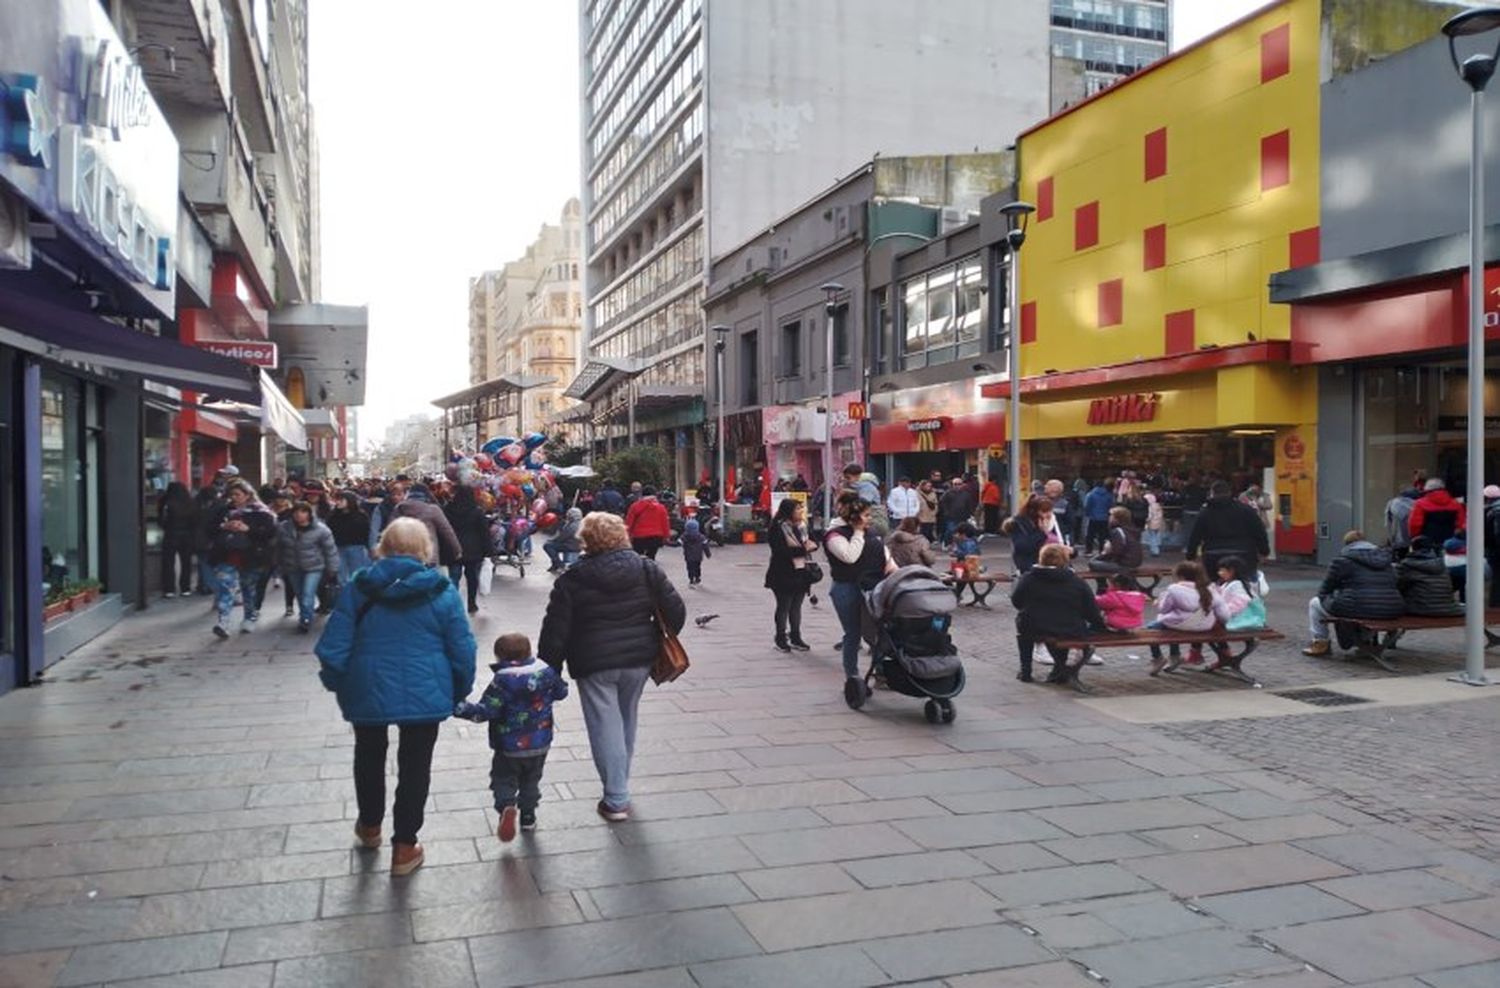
[196,340,278,368]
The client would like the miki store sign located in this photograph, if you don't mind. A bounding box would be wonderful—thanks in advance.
[1086,392,1161,426]
[0,0,179,316]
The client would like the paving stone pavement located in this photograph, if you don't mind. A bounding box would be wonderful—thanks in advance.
[0,545,1497,987]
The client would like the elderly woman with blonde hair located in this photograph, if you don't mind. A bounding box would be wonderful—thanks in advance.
[316,517,476,876]
[538,511,685,821]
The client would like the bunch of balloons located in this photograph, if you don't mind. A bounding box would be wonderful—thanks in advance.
[445,432,560,532]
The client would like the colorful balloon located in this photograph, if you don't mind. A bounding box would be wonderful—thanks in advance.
[480,437,515,457]
[539,512,559,531]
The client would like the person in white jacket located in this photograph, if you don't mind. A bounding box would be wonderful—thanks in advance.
[1146,560,1229,675]
[886,477,921,524]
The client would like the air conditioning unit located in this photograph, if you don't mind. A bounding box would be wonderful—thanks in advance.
[0,186,32,270]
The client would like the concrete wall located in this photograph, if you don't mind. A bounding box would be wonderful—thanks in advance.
[1315,364,1357,566]
[1320,34,1500,262]
[705,0,1049,262]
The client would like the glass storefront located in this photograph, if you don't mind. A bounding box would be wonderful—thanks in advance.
[38,372,103,594]
[142,404,176,563]
[1359,359,1500,538]
[1032,430,1276,490]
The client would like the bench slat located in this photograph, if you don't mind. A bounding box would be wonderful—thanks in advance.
[1342,610,1500,633]
[1047,629,1285,650]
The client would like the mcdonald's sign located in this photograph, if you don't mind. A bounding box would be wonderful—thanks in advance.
[907,417,950,452]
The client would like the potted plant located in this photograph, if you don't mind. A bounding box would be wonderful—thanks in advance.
[42,586,71,623]
[74,579,102,606]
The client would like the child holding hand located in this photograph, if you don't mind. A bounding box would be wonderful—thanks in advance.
[455,633,569,842]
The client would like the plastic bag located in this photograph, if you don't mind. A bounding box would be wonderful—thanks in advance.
[477,560,494,597]
[1256,571,1271,598]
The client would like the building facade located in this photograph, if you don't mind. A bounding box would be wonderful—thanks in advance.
[1050,0,1171,103]
[571,0,1056,490]
[465,200,583,443]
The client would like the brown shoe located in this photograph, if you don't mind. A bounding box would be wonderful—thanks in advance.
[497,806,518,843]
[390,842,424,876]
[1302,639,1331,657]
[353,822,381,849]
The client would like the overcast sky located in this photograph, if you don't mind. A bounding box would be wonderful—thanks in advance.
[311,1,1271,450]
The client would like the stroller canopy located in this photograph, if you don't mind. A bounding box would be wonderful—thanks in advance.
[867,565,958,622]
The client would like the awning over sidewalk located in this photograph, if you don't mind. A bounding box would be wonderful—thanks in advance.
[0,287,262,402]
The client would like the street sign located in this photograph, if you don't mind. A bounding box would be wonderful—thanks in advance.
[847,401,867,420]
[196,340,278,368]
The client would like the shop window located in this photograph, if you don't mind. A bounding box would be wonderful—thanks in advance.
[740,330,759,405]
[779,320,802,379]
[872,290,890,375]
[902,279,927,369]
[832,304,850,367]
[40,374,89,591]
[901,254,983,369]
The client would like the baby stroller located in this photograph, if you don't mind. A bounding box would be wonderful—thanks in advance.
[864,565,965,724]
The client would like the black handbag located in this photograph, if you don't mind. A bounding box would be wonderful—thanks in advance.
[802,561,824,586]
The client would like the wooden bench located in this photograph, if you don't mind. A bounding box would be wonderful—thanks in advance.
[1073,563,1173,597]
[941,573,1010,608]
[1039,627,1286,693]
[1334,610,1500,672]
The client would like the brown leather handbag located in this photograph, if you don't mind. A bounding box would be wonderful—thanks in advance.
[642,563,689,685]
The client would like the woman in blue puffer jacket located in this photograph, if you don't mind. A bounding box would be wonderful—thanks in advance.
[315,517,476,877]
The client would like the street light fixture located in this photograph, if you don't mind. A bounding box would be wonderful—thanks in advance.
[999,200,1036,522]
[820,282,845,524]
[1441,8,1500,687]
[710,324,731,506]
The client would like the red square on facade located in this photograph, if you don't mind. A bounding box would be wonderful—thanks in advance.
[1143,224,1166,271]
[1165,309,1195,353]
[1261,130,1291,191]
[1289,226,1321,268]
[1261,23,1291,83]
[1098,279,1123,328]
[1075,201,1100,251]
[1020,301,1038,344]
[1144,127,1167,181]
[1037,177,1054,222]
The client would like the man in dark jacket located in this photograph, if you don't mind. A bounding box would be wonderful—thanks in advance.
[1407,478,1466,545]
[1186,480,1270,580]
[1303,531,1405,656]
[393,483,463,568]
[593,482,625,516]
[1396,536,1463,617]
[939,476,978,545]
[1010,543,1107,683]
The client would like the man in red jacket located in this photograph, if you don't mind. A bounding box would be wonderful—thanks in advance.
[1408,478,1467,545]
[624,485,671,558]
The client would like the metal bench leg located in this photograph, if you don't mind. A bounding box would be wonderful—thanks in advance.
[1064,649,1092,694]
[1485,629,1499,649]
[1213,640,1262,688]
[973,583,994,608]
[1357,639,1400,673]
[1143,575,1162,598]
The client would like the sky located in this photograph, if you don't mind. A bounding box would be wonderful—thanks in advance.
[312,0,1271,451]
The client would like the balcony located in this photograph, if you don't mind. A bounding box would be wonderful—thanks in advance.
[178,115,277,300]
[126,0,232,111]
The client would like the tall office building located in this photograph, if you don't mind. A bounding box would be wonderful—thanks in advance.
[570,0,1062,489]
[1050,0,1171,100]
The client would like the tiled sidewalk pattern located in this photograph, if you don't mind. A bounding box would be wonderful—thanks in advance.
[0,547,1495,987]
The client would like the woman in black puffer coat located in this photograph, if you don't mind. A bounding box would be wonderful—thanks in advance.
[442,485,492,614]
[538,513,685,822]
[1396,536,1463,616]
[1010,543,1107,683]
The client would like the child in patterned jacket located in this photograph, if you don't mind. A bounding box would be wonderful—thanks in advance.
[455,632,569,842]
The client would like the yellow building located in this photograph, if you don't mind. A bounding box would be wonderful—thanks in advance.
[999,0,1327,552]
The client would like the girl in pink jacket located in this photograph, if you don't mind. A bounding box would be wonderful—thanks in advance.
[1095,573,1147,631]
[1147,561,1228,675]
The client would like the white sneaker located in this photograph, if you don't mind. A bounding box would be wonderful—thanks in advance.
[240,618,255,634]
[1086,653,1104,666]
[164,592,176,599]
[1033,649,1055,666]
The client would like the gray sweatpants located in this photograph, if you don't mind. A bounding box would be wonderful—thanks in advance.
[576,664,652,810]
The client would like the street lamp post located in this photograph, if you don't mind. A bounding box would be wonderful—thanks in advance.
[999,201,1036,522]
[711,324,731,504]
[820,282,845,524]
[1442,8,1500,687]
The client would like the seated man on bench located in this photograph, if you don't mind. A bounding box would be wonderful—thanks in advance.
[1302,530,1405,657]
[1087,506,1144,593]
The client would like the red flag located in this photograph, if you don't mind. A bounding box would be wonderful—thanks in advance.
[757,463,773,513]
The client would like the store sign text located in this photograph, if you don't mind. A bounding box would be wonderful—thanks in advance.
[907,418,950,433]
[1086,393,1160,426]
[196,340,278,368]
[56,126,174,291]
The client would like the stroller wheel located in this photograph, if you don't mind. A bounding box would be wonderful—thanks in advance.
[940,700,957,724]
[923,699,942,724]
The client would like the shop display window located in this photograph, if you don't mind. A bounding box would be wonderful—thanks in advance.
[39,374,94,592]
[899,255,985,370]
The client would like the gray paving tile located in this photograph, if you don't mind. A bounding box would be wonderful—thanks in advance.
[977,863,1155,907]
[1197,884,1368,930]
[106,964,275,988]
[740,822,921,867]
[1091,896,1222,939]
[737,863,862,900]
[859,924,1053,980]
[1430,896,1500,938]
[1191,789,1310,820]
[585,873,756,919]
[1010,759,1159,787]
[841,849,993,888]
[0,898,143,952]
[1019,910,1124,948]
[892,812,1066,850]
[730,879,1002,952]
[1291,833,1442,873]
[944,960,1099,986]
[1139,825,1245,851]
[1077,774,1236,801]
[57,932,226,986]
[1126,843,1353,897]
[129,881,324,937]
[527,836,763,894]
[967,843,1070,873]
[1039,833,1164,864]
[0,948,71,988]
[270,940,477,988]
[468,907,760,987]
[852,768,1033,800]
[1314,869,1481,911]
[221,912,413,966]
[932,786,1100,814]
[65,787,250,821]
[689,943,888,988]
[1422,960,1500,987]
[409,891,584,941]
[322,857,542,918]
[533,969,697,988]
[1074,928,1300,987]
[611,807,826,846]
[198,851,349,888]
[813,797,948,825]
[1213,813,1350,844]
[1037,797,1225,836]
[1266,908,1500,983]
[707,779,865,812]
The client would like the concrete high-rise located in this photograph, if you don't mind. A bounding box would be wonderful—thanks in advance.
[1050,0,1171,101]
[570,0,1068,489]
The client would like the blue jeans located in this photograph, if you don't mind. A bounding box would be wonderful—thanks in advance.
[576,665,651,810]
[292,570,323,624]
[1143,528,1162,556]
[830,580,865,679]
[213,565,265,624]
[543,541,578,570]
[338,545,370,583]
[198,558,217,594]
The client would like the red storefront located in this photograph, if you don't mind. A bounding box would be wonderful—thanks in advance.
[869,375,1007,482]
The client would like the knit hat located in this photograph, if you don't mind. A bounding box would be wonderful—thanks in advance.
[1485,484,1500,500]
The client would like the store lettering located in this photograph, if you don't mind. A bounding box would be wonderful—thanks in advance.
[1086,393,1160,426]
[907,418,948,433]
[81,38,154,139]
[56,125,174,291]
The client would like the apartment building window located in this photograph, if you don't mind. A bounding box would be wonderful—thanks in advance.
[832,305,851,367]
[871,290,890,376]
[779,321,803,379]
[740,331,759,406]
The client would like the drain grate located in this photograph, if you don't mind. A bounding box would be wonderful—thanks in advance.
[1273,687,1373,708]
